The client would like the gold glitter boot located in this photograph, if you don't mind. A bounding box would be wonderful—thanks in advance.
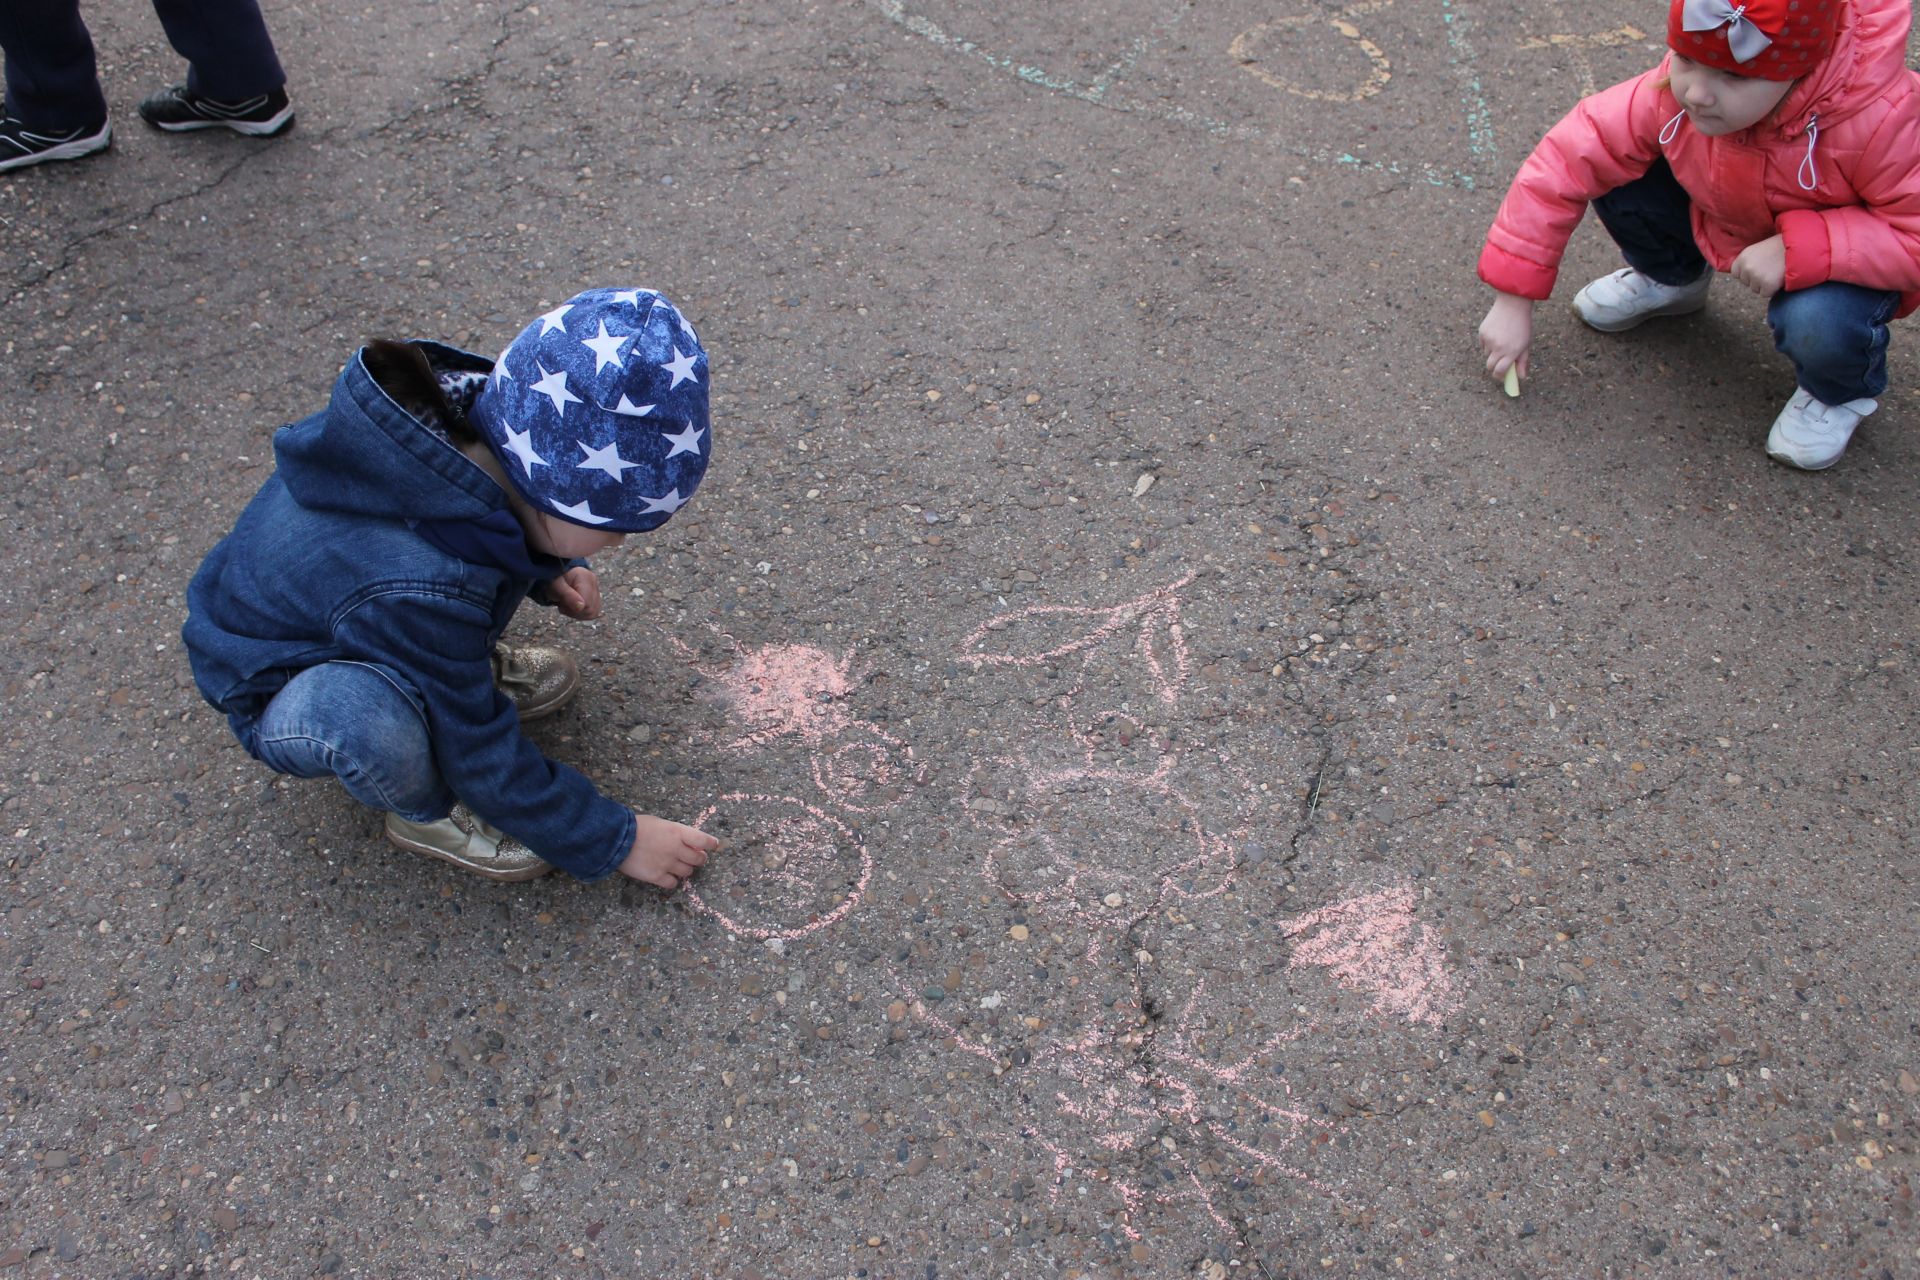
[490,643,580,721]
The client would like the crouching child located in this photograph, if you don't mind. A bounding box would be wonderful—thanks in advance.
[182,288,721,886]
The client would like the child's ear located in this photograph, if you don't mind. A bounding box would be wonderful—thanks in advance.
[364,338,456,433]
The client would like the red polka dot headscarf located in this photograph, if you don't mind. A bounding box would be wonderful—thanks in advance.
[1668,0,1840,79]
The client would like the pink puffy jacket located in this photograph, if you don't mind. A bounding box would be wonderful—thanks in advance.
[1478,0,1920,319]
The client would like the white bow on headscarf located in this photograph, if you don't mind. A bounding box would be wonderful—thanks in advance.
[1681,0,1773,62]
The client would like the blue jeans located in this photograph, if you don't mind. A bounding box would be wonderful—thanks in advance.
[1591,159,1897,404]
[245,662,454,823]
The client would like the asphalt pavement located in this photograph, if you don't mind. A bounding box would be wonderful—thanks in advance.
[2,1,1917,1276]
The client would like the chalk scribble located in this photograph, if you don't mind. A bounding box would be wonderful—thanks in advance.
[1281,884,1462,1026]
[666,574,1464,1248]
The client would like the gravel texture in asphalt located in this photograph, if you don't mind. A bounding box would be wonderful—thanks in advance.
[3,1,1918,1276]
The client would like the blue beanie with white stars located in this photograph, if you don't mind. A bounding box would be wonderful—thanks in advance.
[468,287,710,533]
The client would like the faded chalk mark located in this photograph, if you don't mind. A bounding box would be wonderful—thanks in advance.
[1231,1,1396,103]
[682,794,872,941]
[863,0,1479,189]
[1281,884,1462,1026]
[1518,20,1648,96]
[894,975,1334,1242]
[1516,23,1648,50]
[1440,0,1497,165]
[965,748,1242,962]
[1089,5,1189,102]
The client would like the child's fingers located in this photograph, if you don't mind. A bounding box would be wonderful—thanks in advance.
[624,863,675,890]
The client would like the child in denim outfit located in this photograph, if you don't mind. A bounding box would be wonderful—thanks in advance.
[183,288,721,886]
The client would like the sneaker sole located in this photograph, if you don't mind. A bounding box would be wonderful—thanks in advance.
[0,123,111,172]
[1765,442,1845,471]
[385,829,554,883]
[144,106,294,137]
[1572,293,1709,333]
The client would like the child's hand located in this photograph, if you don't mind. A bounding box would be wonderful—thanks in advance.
[1731,235,1786,296]
[550,566,602,620]
[619,814,721,890]
[1478,292,1534,382]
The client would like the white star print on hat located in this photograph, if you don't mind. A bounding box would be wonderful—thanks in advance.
[467,287,711,533]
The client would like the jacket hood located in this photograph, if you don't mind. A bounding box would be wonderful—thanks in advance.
[275,342,504,523]
[1773,0,1913,135]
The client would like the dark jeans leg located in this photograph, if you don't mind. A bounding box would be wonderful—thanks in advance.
[149,0,285,99]
[1590,159,1710,287]
[1768,282,1899,405]
[0,0,107,130]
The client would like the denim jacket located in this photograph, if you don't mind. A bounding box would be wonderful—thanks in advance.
[182,343,635,880]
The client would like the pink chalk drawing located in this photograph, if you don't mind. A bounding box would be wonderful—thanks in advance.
[963,735,1242,963]
[1280,884,1463,1026]
[680,793,871,941]
[958,574,1196,733]
[894,976,1335,1242]
[891,882,1465,1244]
[687,634,925,813]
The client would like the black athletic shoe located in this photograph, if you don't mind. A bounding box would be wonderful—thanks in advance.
[136,84,294,137]
[0,114,111,172]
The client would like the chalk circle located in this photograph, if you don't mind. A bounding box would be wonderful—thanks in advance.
[975,767,1236,928]
[1229,11,1393,103]
[810,724,919,814]
[682,793,873,941]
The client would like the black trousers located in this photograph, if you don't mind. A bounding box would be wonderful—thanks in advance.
[1,0,285,129]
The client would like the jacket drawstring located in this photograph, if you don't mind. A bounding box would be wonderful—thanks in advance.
[1658,106,1819,190]
[1798,114,1820,191]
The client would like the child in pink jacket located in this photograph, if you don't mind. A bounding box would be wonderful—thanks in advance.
[1477,0,1920,469]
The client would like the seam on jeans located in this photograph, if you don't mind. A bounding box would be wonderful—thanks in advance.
[1860,299,1893,398]
[255,732,414,815]
[331,660,432,735]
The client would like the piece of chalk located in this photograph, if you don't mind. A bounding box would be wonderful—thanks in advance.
[1503,366,1520,397]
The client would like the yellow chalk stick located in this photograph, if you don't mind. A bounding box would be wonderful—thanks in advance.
[1503,366,1521,398]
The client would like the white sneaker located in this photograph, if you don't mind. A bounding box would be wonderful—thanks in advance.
[1572,267,1711,332]
[1765,389,1877,471]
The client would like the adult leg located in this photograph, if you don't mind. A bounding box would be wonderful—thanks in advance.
[0,0,107,130]
[1589,159,1709,286]
[248,661,454,823]
[148,0,284,99]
